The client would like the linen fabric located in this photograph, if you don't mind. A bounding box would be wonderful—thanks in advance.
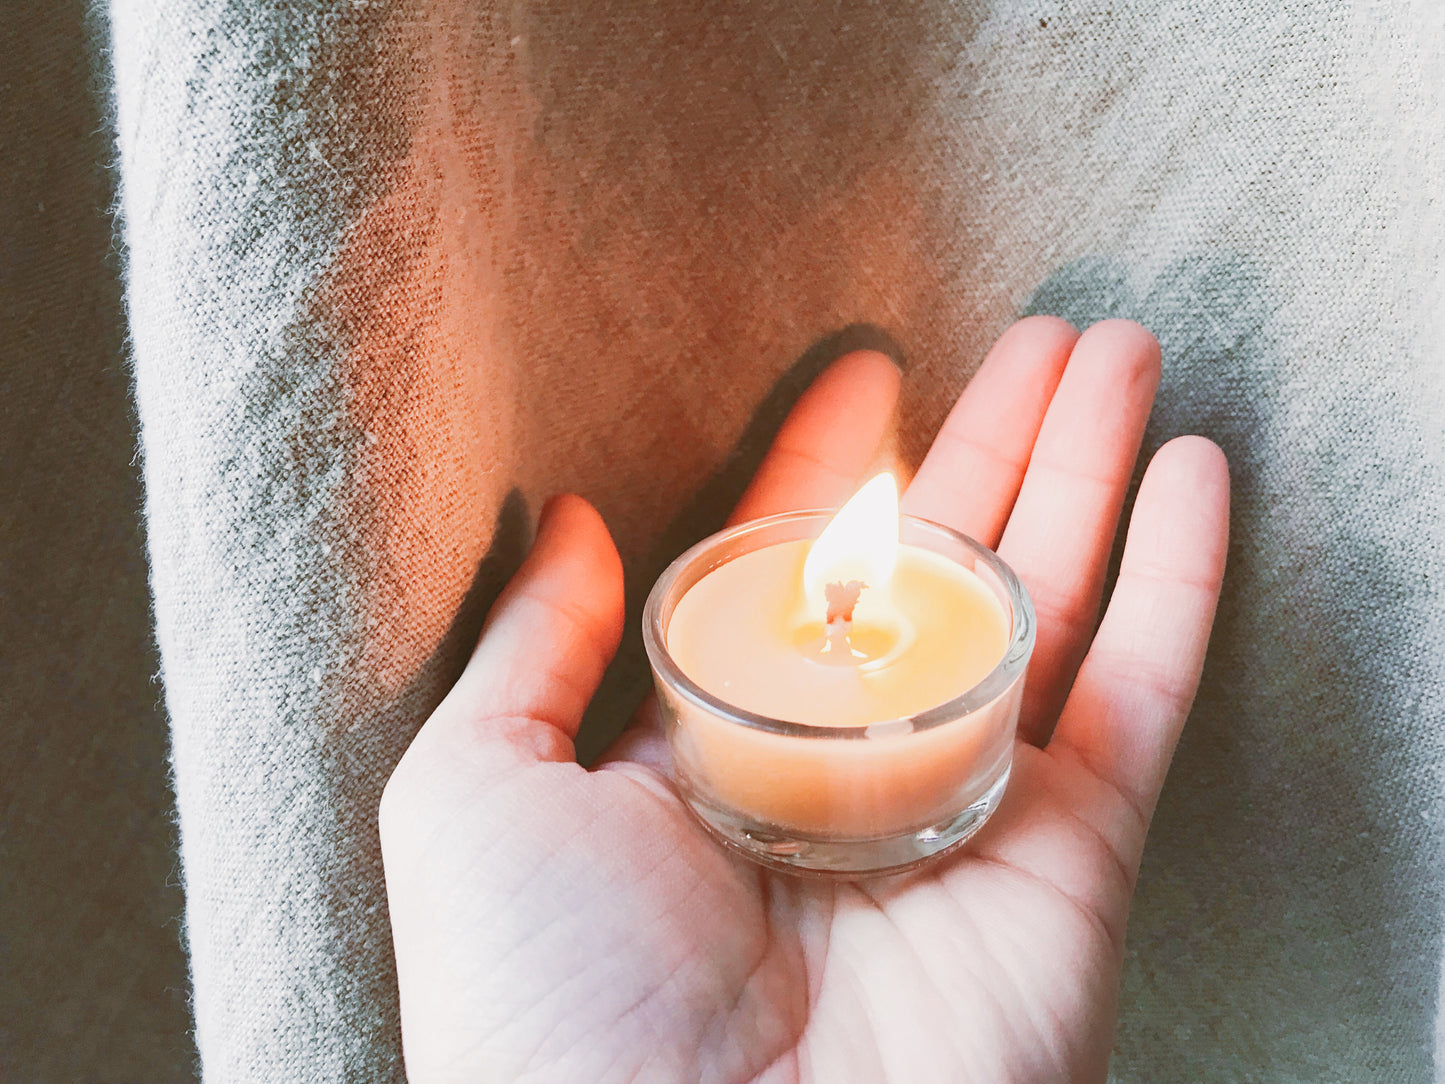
[109,1,1445,1080]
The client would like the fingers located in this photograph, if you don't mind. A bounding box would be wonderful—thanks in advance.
[1047,437,1230,859]
[728,350,902,524]
[997,320,1162,744]
[396,494,625,783]
[901,315,1077,547]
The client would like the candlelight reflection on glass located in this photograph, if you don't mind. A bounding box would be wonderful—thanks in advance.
[643,474,1035,875]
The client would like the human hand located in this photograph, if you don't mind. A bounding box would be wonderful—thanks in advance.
[379,317,1230,1083]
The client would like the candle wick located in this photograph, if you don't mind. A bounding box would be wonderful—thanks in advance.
[824,579,866,624]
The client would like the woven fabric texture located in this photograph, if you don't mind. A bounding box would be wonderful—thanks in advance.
[109,1,1445,1080]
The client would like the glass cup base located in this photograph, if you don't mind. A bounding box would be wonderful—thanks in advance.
[680,767,1011,877]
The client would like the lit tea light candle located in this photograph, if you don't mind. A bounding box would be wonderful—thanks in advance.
[669,474,1009,727]
[643,473,1035,875]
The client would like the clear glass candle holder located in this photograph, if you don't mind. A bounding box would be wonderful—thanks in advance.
[642,510,1035,876]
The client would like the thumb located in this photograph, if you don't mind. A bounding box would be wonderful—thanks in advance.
[383,494,624,817]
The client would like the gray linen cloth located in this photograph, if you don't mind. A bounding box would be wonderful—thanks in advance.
[110,1,1445,1080]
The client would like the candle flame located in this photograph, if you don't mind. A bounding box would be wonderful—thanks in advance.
[803,472,899,618]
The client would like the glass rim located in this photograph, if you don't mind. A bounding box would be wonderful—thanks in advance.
[641,508,1036,740]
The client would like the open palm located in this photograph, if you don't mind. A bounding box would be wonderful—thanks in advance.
[380,318,1230,1084]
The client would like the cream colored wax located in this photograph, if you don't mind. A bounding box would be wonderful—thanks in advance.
[665,538,1020,838]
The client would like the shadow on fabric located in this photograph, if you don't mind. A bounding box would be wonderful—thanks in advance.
[575,323,908,763]
[1023,255,1438,1077]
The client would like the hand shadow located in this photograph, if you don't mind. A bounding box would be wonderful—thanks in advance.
[574,323,907,764]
